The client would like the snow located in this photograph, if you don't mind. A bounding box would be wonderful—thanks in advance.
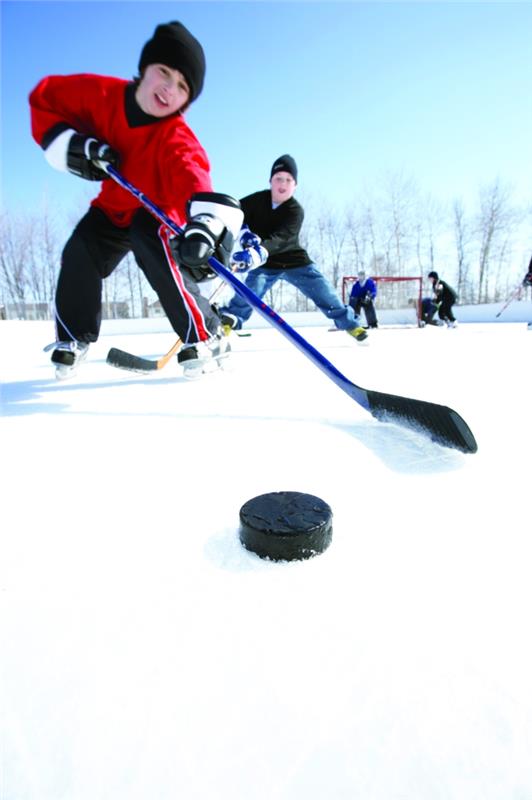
[2,312,532,800]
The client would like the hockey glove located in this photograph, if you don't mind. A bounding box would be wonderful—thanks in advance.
[237,225,262,250]
[43,128,119,181]
[231,244,268,273]
[67,134,119,181]
[171,193,244,282]
[523,271,532,287]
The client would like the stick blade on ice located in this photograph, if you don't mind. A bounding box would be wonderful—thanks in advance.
[106,347,159,372]
[364,387,478,453]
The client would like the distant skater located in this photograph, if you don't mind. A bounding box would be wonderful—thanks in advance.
[348,271,378,328]
[428,271,458,328]
[421,297,439,326]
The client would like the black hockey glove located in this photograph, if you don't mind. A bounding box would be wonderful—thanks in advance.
[523,271,532,288]
[171,192,244,282]
[67,134,120,181]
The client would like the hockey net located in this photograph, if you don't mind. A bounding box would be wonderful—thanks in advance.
[342,275,423,327]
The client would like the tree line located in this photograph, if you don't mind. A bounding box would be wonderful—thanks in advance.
[1,175,530,320]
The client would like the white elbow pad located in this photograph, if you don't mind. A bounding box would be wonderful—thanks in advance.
[188,194,244,241]
[43,128,76,172]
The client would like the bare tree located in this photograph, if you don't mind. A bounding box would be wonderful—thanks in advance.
[414,193,445,277]
[123,252,141,318]
[364,205,380,273]
[0,212,30,317]
[350,173,422,278]
[380,172,419,275]
[315,205,348,290]
[344,202,373,275]
[475,180,518,303]
[452,199,474,303]
[137,267,147,317]
[25,206,61,309]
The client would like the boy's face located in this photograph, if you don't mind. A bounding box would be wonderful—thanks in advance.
[136,63,190,117]
[270,172,297,205]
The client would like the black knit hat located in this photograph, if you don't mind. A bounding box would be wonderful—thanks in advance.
[270,154,298,182]
[138,21,206,102]
[428,271,438,279]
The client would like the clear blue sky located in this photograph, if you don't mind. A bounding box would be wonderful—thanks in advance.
[2,1,531,218]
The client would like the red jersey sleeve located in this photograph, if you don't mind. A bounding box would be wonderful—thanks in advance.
[29,74,123,146]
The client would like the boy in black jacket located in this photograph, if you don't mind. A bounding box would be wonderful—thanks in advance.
[220,155,367,342]
[428,271,458,328]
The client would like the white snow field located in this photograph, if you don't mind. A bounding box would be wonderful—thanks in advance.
[1,310,531,800]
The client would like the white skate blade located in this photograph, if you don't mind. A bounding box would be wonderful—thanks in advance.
[55,364,79,381]
[182,354,228,380]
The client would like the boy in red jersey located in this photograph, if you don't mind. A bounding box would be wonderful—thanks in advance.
[30,21,244,378]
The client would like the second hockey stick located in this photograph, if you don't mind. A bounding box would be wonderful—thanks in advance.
[107,337,182,372]
[106,282,226,372]
[495,282,523,318]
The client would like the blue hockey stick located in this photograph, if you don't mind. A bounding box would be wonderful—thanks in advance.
[105,166,477,454]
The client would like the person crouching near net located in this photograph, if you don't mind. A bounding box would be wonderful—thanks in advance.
[428,271,458,328]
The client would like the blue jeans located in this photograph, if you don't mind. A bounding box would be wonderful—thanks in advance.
[220,264,360,330]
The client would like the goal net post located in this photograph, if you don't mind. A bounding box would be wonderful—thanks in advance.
[342,275,423,327]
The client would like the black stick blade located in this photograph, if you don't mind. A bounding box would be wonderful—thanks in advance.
[106,347,159,372]
[366,389,478,454]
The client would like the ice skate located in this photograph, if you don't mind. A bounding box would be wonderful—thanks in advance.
[220,312,239,337]
[347,326,368,343]
[45,340,89,380]
[177,333,231,379]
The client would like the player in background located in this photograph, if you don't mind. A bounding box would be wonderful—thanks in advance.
[219,155,368,343]
[420,297,440,326]
[348,271,378,328]
[428,271,458,328]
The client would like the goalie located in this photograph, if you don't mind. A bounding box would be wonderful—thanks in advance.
[348,271,378,329]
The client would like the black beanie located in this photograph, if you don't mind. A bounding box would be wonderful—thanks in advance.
[428,271,438,279]
[270,154,298,182]
[138,21,206,102]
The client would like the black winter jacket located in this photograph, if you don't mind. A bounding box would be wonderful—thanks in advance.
[433,279,457,305]
[240,190,311,269]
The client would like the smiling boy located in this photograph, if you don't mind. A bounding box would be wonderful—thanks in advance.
[30,21,243,378]
[220,155,367,342]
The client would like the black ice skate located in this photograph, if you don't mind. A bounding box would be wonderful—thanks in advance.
[46,341,89,380]
[177,333,231,379]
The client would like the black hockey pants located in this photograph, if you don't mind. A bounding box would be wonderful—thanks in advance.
[352,298,378,328]
[438,299,456,323]
[54,206,221,345]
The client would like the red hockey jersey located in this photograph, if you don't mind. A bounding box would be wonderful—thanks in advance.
[29,74,213,227]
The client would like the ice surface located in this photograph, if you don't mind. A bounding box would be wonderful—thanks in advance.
[2,315,531,799]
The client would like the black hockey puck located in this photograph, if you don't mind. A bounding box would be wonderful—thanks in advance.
[239,491,332,561]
